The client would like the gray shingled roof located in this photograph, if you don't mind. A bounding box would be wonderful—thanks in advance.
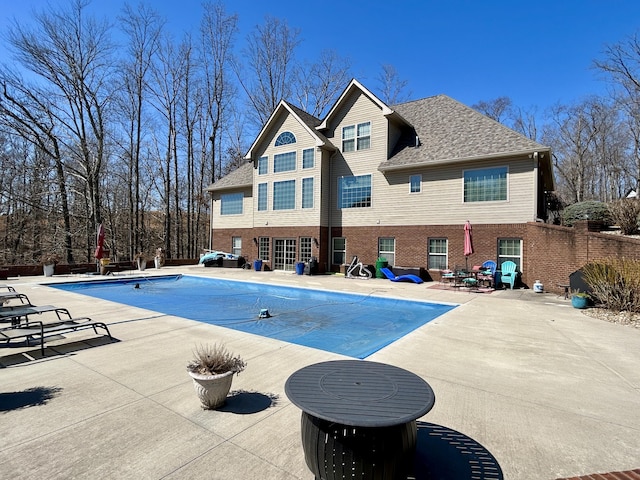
[206,161,253,192]
[381,95,550,171]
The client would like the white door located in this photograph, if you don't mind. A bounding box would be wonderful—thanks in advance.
[273,238,297,271]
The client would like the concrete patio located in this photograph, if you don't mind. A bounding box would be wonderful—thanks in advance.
[1,266,639,479]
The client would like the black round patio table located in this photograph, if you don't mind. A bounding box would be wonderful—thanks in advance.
[285,360,435,480]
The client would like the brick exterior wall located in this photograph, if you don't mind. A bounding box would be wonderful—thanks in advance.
[213,220,640,294]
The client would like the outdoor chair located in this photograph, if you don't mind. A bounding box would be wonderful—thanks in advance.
[380,267,423,284]
[477,260,497,288]
[500,261,518,289]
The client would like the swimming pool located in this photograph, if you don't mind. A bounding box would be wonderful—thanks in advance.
[50,275,457,359]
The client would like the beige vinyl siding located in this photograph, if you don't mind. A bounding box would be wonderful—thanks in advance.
[328,91,391,226]
[252,112,322,227]
[375,157,537,225]
[320,148,332,226]
[211,187,254,229]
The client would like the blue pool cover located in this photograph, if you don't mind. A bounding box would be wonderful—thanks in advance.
[50,275,457,359]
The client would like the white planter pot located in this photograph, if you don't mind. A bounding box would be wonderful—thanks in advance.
[188,370,234,409]
[154,257,161,269]
[137,259,146,271]
[43,264,55,277]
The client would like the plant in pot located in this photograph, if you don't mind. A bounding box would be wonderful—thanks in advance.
[571,291,590,309]
[40,253,60,277]
[134,252,147,271]
[154,247,166,269]
[186,343,246,409]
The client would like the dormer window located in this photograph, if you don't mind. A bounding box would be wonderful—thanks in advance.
[275,131,296,146]
[342,122,370,152]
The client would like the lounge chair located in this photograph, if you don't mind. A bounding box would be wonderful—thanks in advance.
[380,267,423,284]
[500,261,518,289]
[346,256,372,279]
[0,317,112,355]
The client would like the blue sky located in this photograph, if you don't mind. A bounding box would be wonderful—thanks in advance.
[1,0,639,111]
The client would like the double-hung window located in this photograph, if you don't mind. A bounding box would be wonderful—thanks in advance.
[342,122,371,152]
[302,177,314,209]
[220,192,243,215]
[257,183,268,211]
[378,238,395,266]
[231,237,242,256]
[428,238,448,270]
[332,237,346,265]
[273,180,295,210]
[410,174,422,193]
[274,152,296,173]
[338,174,371,209]
[498,238,522,270]
[464,166,508,202]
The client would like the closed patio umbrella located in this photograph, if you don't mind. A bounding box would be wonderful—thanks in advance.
[94,223,105,272]
[463,220,473,271]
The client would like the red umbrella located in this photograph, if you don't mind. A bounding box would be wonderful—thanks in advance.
[463,220,473,271]
[94,224,105,260]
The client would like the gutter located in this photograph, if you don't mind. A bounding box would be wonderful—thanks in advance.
[378,148,550,172]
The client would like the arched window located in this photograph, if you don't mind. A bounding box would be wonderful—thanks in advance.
[275,131,296,146]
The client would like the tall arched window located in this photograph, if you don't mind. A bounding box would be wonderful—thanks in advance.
[275,131,296,146]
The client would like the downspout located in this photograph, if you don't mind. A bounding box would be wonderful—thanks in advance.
[532,151,539,221]
[327,150,339,272]
[209,195,214,251]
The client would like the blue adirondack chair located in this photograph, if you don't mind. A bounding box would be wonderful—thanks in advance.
[477,260,497,287]
[500,261,518,289]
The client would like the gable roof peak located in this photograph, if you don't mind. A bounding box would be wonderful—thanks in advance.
[244,100,331,160]
[317,78,393,130]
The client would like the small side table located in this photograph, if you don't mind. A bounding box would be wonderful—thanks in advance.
[285,360,435,480]
[558,284,570,299]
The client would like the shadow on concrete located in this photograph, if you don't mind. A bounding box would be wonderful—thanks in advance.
[412,422,503,479]
[218,390,279,414]
[0,386,63,412]
[0,336,119,367]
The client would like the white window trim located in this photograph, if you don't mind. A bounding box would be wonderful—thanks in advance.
[462,165,509,203]
[273,150,297,174]
[341,121,371,152]
[410,174,422,194]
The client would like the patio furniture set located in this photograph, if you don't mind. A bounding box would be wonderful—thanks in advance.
[0,285,111,355]
[440,260,519,290]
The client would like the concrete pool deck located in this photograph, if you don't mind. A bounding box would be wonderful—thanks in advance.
[1,266,639,479]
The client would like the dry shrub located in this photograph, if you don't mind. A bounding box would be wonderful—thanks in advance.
[582,258,640,313]
[186,343,246,376]
[608,198,640,235]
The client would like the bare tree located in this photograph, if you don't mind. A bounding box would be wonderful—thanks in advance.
[235,16,300,127]
[376,64,411,105]
[472,97,513,123]
[543,100,601,203]
[293,50,352,117]
[594,32,640,195]
[510,105,540,141]
[117,2,164,258]
[6,0,115,259]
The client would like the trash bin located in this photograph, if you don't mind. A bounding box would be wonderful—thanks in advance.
[307,257,318,275]
[295,262,305,275]
[375,257,388,279]
[253,259,263,271]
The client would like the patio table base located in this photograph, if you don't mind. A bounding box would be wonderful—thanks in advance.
[301,412,417,480]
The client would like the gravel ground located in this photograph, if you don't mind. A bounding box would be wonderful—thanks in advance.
[583,307,640,328]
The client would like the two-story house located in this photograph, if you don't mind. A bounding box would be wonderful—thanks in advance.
[207,79,554,281]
